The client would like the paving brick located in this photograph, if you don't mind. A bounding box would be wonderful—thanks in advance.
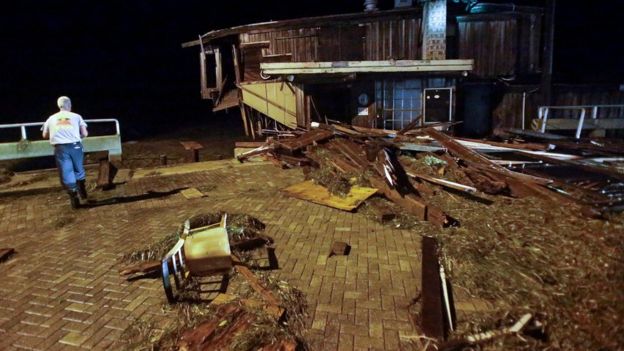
[0,162,424,350]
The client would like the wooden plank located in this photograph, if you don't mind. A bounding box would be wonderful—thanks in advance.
[262,59,473,69]
[421,236,445,340]
[351,125,398,136]
[368,176,426,220]
[235,141,266,148]
[261,59,473,74]
[425,128,552,186]
[406,172,477,194]
[232,44,241,85]
[234,264,280,306]
[240,41,271,49]
[211,293,284,319]
[283,180,378,211]
[326,139,369,168]
[277,129,333,152]
[179,141,204,150]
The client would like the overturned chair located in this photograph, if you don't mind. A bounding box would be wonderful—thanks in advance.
[161,214,232,303]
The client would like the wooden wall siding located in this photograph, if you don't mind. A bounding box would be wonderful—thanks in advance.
[458,13,542,78]
[516,13,542,74]
[241,47,262,82]
[364,18,422,60]
[319,25,365,61]
[239,17,422,70]
[241,28,320,62]
[458,19,518,77]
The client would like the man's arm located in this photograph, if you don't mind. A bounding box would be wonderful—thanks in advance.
[79,116,88,138]
[42,121,49,139]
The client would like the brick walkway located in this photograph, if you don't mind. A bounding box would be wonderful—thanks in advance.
[0,161,424,350]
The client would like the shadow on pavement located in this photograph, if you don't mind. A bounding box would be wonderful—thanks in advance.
[81,187,188,208]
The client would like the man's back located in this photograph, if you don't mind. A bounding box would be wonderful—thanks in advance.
[44,110,86,145]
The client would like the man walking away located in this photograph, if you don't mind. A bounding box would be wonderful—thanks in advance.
[42,96,89,209]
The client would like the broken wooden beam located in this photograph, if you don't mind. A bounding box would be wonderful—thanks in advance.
[406,172,477,194]
[233,262,280,306]
[421,236,446,341]
[277,129,333,152]
[236,144,272,162]
[211,293,284,319]
[96,158,117,189]
[234,141,267,148]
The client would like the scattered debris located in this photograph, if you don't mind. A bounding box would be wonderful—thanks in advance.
[118,212,309,350]
[328,241,350,257]
[181,187,206,199]
[180,140,204,162]
[440,313,533,351]
[96,157,117,190]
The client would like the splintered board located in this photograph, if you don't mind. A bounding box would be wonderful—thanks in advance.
[283,180,377,211]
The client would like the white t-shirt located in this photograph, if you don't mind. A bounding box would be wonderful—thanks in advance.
[43,111,87,145]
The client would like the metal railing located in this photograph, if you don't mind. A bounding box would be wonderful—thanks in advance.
[0,119,122,161]
[537,104,624,139]
[0,118,120,140]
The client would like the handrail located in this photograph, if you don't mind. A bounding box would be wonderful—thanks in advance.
[0,118,120,140]
[537,104,624,139]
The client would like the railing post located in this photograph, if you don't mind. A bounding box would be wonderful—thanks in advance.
[541,108,549,133]
[592,106,598,120]
[20,126,27,140]
[576,108,586,139]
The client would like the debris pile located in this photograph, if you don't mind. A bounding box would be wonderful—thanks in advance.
[238,123,624,222]
[237,123,624,350]
[118,213,309,351]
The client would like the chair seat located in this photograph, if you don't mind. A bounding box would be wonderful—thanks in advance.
[183,226,232,274]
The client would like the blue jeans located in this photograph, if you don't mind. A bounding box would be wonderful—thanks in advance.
[54,142,85,192]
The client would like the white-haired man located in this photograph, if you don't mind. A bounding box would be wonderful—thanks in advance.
[42,96,89,209]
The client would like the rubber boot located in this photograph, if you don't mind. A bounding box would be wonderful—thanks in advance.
[77,179,88,200]
[68,190,80,209]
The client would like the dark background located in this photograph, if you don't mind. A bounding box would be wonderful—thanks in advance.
[0,0,622,139]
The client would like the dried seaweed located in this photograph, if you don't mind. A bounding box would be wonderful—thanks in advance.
[418,188,624,350]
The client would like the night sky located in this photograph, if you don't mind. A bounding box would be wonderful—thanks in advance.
[1,0,622,138]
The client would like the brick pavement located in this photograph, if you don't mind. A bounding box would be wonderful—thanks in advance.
[0,161,426,350]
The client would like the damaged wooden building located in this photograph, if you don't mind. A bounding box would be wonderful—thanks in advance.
[183,0,624,138]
